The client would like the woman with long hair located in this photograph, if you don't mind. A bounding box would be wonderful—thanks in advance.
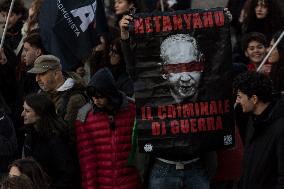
[21,93,79,189]
[108,37,134,97]
[25,0,43,35]
[1,175,34,189]
[242,0,283,42]
[9,158,50,189]
[114,0,137,19]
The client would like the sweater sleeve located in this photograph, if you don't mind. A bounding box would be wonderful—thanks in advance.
[121,39,136,80]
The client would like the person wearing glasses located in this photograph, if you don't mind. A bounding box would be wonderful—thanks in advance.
[109,37,134,97]
[75,67,141,189]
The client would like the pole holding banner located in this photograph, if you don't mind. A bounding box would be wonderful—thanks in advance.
[0,0,16,49]
[160,0,165,12]
[257,30,284,72]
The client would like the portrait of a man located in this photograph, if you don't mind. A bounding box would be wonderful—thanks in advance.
[160,34,204,103]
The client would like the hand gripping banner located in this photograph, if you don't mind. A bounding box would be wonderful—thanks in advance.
[129,8,235,157]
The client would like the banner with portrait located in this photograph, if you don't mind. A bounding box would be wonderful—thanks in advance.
[129,8,235,156]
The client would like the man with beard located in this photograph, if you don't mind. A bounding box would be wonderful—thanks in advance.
[27,55,88,143]
[19,33,46,97]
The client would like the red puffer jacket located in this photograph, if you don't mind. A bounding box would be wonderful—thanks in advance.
[75,100,141,189]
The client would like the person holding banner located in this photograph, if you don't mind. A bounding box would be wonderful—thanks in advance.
[119,14,215,189]
[109,37,134,97]
[114,0,136,16]
[118,6,239,189]
[0,0,26,53]
[234,72,284,189]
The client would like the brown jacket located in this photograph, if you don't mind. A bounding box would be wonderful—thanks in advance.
[43,72,88,141]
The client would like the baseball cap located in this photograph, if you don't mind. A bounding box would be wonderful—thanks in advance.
[28,55,61,74]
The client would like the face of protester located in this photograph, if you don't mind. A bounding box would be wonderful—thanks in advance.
[9,166,21,177]
[35,70,58,92]
[161,34,203,103]
[255,0,268,19]
[22,42,42,66]
[267,39,280,63]
[236,90,256,113]
[92,95,108,108]
[245,40,266,65]
[109,45,121,65]
[0,11,22,29]
[21,101,40,125]
[114,0,133,15]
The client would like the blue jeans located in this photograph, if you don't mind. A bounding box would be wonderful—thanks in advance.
[148,159,209,189]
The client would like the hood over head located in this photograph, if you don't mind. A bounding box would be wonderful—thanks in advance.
[87,67,122,110]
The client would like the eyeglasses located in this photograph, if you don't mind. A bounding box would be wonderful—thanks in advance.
[86,87,104,98]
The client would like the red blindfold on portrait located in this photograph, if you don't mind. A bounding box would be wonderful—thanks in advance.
[162,61,204,74]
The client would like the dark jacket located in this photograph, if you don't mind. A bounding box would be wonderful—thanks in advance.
[44,72,87,123]
[0,47,18,112]
[240,98,284,189]
[110,64,134,97]
[23,127,79,189]
[18,65,40,97]
[121,39,137,80]
[0,110,17,175]
[43,72,88,143]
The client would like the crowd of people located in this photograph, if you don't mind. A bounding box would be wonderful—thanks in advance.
[0,0,283,189]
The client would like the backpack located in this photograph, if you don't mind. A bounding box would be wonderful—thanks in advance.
[57,89,89,119]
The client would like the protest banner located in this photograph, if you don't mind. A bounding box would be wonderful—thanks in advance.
[39,0,107,70]
[130,8,235,156]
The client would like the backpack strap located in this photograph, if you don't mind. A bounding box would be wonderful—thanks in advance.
[57,89,89,119]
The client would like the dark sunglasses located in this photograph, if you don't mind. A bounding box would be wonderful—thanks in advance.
[86,87,104,98]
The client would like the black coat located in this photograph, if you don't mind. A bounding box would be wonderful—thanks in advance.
[240,98,284,189]
[0,111,17,174]
[110,64,134,97]
[0,47,18,111]
[23,128,80,189]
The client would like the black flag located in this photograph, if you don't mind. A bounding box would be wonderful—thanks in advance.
[39,0,108,70]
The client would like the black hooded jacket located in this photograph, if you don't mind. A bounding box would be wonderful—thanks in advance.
[87,67,123,113]
[240,98,284,189]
